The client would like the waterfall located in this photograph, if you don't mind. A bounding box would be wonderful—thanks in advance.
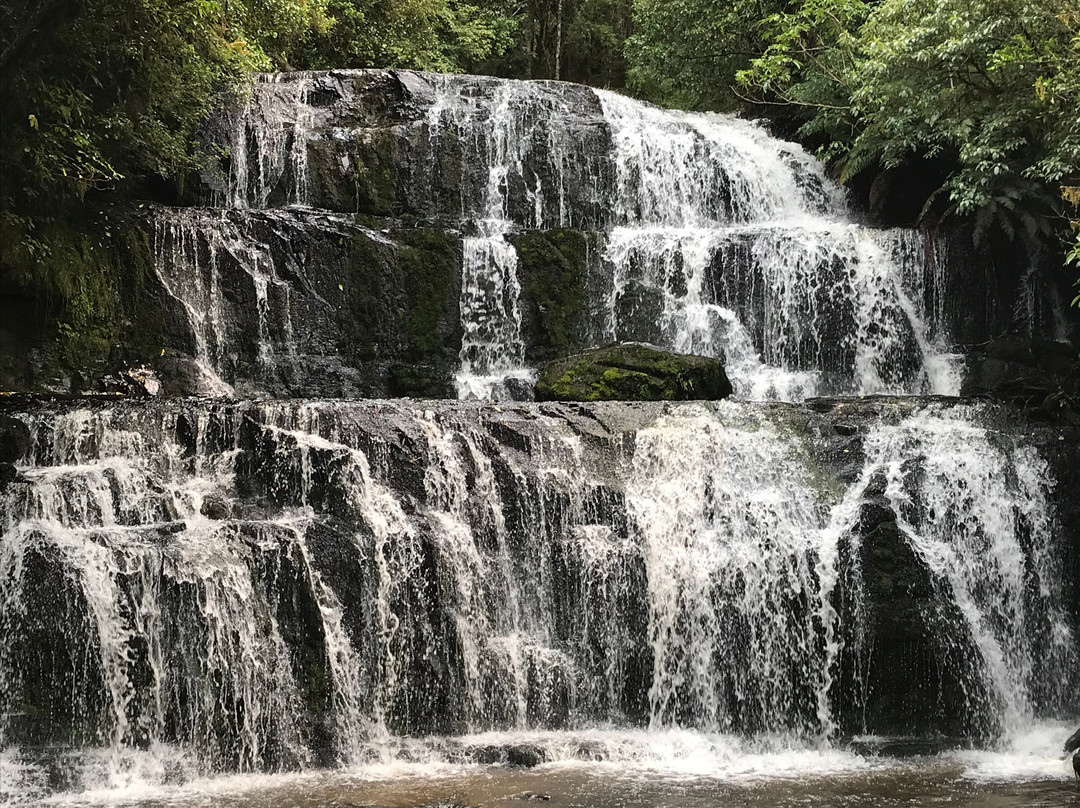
[144,70,964,401]
[2,70,1076,804]
[226,73,314,209]
[425,77,605,399]
[860,407,1075,736]
[2,398,1073,799]
[594,88,961,400]
[627,404,842,737]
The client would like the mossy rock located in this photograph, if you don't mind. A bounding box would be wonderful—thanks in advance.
[511,229,605,362]
[341,227,461,397]
[535,343,732,402]
[0,214,164,393]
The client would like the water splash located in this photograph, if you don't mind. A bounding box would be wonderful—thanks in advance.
[627,404,843,737]
[863,407,1075,737]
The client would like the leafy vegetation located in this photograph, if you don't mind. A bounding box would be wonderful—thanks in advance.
[0,0,330,294]
[1,0,1077,308]
[630,0,1080,290]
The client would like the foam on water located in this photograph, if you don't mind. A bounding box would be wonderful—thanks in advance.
[22,724,1080,808]
[949,719,1080,782]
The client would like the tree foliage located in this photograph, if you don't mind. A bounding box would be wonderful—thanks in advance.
[627,0,786,109]
[4,0,1078,303]
[751,0,1078,234]
[291,0,519,73]
[1,0,329,210]
[629,0,1080,281]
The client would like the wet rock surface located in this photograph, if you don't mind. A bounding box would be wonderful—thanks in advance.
[535,343,733,402]
[1,394,1076,765]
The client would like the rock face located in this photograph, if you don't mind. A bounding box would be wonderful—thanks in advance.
[1,396,1077,794]
[2,69,1073,399]
[960,337,1078,403]
[535,343,733,401]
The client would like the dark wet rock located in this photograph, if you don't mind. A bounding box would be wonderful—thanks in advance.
[502,376,536,401]
[611,280,665,346]
[511,229,607,363]
[844,471,993,740]
[199,494,232,520]
[1065,726,1080,755]
[156,355,231,398]
[506,743,547,768]
[535,343,732,402]
[466,745,506,765]
[0,412,31,462]
[960,338,1077,403]
[0,460,18,492]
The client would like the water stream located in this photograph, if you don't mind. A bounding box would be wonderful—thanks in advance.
[1,70,1076,807]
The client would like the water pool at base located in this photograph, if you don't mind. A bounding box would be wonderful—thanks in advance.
[9,726,1077,808]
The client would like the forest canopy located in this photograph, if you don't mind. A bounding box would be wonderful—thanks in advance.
[1,0,1078,288]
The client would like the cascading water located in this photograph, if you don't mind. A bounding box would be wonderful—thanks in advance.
[595,89,960,399]
[1,398,1075,803]
[627,406,842,737]
[423,77,609,399]
[225,74,314,209]
[152,70,964,401]
[1,70,1077,806]
[858,407,1076,737]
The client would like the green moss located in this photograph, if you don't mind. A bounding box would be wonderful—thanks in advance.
[537,343,733,402]
[511,229,593,361]
[0,215,163,391]
[353,132,398,216]
[397,229,457,360]
[343,233,384,360]
[343,227,459,395]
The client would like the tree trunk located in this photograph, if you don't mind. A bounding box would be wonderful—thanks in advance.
[554,0,564,80]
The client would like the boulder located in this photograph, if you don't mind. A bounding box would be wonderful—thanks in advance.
[0,461,18,492]
[534,343,732,402]
[1065,726,1080,755]
[506,744,547,768]
[0,413,31,462]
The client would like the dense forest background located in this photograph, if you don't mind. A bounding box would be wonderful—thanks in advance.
[1,0,1078,341]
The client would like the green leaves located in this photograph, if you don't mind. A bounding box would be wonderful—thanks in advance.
[626,0,1079,280]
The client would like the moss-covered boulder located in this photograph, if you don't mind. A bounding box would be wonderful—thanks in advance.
[535,343,732,402]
